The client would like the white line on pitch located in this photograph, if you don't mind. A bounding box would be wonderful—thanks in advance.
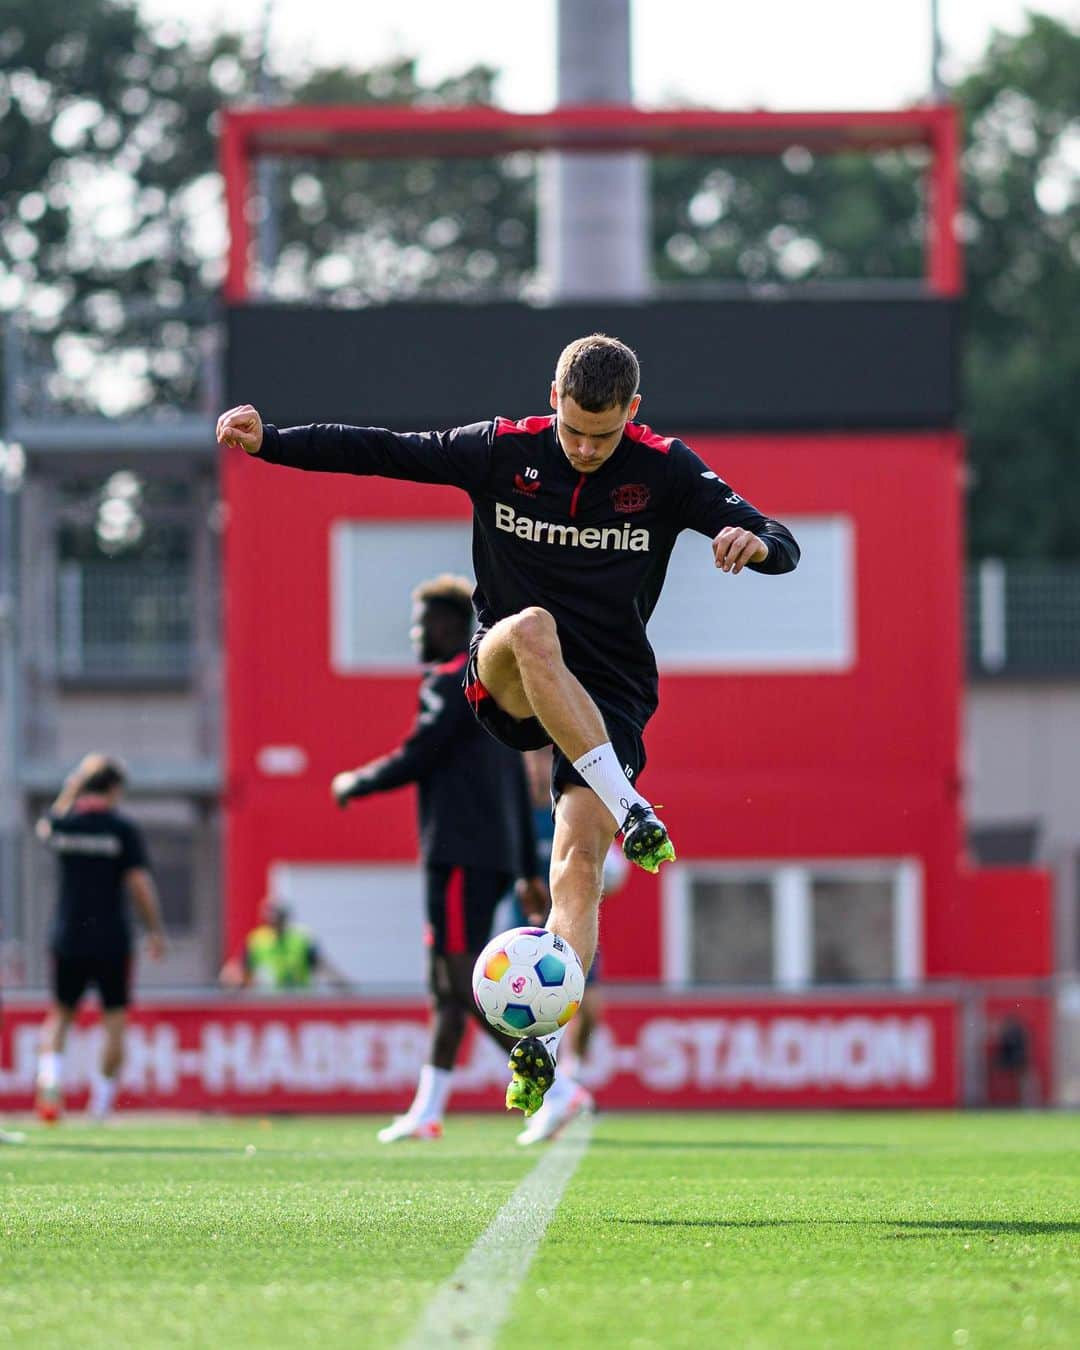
[400,1114,594,1350]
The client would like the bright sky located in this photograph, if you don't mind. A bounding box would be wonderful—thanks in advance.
[137,0,1078,109]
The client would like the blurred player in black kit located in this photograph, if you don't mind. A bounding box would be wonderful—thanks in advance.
[218,333,799,1116]
[34,754,166,1123]
[330,574,551,1140]
[0,917,26,1143]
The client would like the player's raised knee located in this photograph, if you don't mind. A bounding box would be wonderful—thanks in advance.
[508,606,560,662]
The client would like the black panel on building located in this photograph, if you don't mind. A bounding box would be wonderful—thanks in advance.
[226,297,959,433]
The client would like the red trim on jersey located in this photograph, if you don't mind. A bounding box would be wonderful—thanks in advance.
[624,421,673,454]
[445,867,467,955]
[434,652,469,676]
[569,473,587,518]
[464,679,491,709]
[74,796,112,813]
[495,415,555,438]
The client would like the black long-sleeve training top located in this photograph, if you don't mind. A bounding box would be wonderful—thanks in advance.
[344,650,538,878]
[258,415,800,730]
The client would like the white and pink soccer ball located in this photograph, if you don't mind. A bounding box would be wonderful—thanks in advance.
[472,927,585,1038]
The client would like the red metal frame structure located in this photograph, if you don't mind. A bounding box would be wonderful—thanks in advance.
[219,104,961,302]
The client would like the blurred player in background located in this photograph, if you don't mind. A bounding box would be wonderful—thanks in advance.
[219,894,350,992]
[0,920,25,1143]
[33,755,166,1123]
[330,574,552,1141]
[218,333,799,1117]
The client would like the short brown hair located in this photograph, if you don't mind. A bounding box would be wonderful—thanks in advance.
[412,573,474,627]
[555,334,640,412]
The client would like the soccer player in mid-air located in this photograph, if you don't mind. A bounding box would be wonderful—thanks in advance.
[217,333,799,1116]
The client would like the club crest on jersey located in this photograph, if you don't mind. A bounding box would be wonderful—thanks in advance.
[611,483,650,514]
[513,472,541,496]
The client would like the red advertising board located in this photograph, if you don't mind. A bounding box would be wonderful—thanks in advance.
[0,997,959,1113]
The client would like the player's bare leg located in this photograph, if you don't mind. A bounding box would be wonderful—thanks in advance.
[477,609,608,762]
[477,609,675,872]
[36,1004,74,1123]
[505,785,612,1116]
[512,786,605,1136]
[379,954,518,1142]
[88,1010,125,1121]
[546,785,612,975]
[561,984,602,1079]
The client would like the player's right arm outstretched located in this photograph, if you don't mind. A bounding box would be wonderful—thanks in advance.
[216,404,492,493]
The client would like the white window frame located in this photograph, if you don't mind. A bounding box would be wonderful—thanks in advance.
[661,857,923,990]
[329,513,854,675]
[269,860,428,991]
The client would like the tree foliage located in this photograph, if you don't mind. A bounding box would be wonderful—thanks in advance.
[262,61,536,305]
[956,14,1080,559]
[0,3,1075,554]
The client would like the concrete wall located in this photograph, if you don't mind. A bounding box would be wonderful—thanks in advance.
[965,680,1080,971]
[42,691,210,768]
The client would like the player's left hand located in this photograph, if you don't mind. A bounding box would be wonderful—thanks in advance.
[515,876,550,924]
[331,771,362,808]
[147,933,167,962]
[712,527,768,574]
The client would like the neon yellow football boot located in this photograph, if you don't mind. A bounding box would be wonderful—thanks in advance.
[505,1037,556,1117]
[620,803,676,874]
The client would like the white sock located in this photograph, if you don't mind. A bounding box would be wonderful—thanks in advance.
[539,1026,567,1061]
[37,1052,62,1089]
[89,1073,117,1118]
[559,1046,581,1079]
[572,742,651,829]
[545,1069,578,1105]
[407,1065,453,1123]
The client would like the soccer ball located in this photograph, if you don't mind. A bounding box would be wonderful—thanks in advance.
[472,927,585,1038]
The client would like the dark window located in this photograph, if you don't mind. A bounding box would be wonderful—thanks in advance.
[140,826,194,933]
[689,878,773,983]
[811,876,894,983]
[969,823,1039,866]
[55,475,193,682]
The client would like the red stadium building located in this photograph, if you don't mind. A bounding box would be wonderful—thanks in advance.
[205,106,1052,1112]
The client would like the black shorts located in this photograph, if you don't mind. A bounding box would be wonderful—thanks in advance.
[464,637,551,752]
[464,635,647,808]
[425,864,512,959]
[52,954,131,1011]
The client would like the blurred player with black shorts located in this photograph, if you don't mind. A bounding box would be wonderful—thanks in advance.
[219,333,799,1116]
[34,755,166,1122]
[331,575,551,1141]
[0,921,25,1143]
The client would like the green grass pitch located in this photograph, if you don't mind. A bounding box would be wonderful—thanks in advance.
[1,1111,1077,1348]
